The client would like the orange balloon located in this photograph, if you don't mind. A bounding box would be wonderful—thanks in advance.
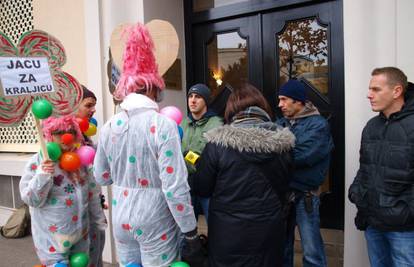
[59,152,81,172]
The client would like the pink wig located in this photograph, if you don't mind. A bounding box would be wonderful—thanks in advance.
[42,115,83,142]
[114,23,165,101]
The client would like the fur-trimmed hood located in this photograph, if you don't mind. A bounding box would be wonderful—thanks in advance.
[204,125,295,154]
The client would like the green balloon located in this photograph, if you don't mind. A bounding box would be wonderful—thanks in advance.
[70,252,89,267]
[171,262,190,267]
[46,142,62,161]
[31,99,53,119]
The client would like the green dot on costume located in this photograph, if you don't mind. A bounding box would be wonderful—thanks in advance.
[112,199,117,206]
[108,155,112,162]
[136,229,143,236]
[165,150,173,157]
[129,156,136,163]
[90,182,96,188]
[166,192,173,198]
[161,134,167,140]
[50,198,58,205]
[161,254,168,261]
[116,119,123,126]
[63,240,71,248]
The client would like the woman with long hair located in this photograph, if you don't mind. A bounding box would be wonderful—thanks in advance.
[193,83,295,267]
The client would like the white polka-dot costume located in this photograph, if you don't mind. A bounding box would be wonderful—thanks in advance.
[19,153,106,267]
[94,94,196,267]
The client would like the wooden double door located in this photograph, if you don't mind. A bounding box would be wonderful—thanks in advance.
[187,0,344,229]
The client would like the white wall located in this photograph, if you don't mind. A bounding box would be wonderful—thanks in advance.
[33,0,87,85]
[143,0,187,112]
[343,0,414,266]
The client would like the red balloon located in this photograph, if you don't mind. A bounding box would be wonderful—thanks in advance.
[61,133,74,145]
[60,152,81,172]
[78,117,89,132]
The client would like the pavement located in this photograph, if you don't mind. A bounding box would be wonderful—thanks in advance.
[0,233,118,267]
[0,217,209,267]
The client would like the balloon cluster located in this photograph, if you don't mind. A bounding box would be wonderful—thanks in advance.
[77,117,98,137]
[160,106,184,140]
[31,99,96,172]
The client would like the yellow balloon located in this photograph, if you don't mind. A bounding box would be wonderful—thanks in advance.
[74,143,81,149]
[84,123,97,136]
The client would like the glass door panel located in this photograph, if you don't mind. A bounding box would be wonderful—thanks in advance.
[207,31,248,98]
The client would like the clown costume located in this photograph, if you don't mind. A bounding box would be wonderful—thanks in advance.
[19,115,106,267]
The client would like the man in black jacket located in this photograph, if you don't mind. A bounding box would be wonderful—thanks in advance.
[349,67,414,267]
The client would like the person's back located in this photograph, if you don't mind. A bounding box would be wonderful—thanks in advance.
[94,93,196,266]
[93,23,204,267]
[96,95,191,220]
[200,123,292,213]
[193,85,294,267]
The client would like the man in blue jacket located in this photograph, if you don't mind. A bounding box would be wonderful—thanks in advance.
[277,79,334,267]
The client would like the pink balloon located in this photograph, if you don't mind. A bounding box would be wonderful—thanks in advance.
[76,145,96,166]
[160,106,183,124]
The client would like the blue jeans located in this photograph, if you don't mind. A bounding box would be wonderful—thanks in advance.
[365,226,414,267]
[191,195,209,224]
[283,193,327,267]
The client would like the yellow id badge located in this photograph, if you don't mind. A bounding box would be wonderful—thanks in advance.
[185,150,200,165]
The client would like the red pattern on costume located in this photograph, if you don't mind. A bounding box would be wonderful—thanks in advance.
[65,198,74,207]
[176,204,184,212]
[31,164,37,171]
[122,224,132,231]
[48,224,57,233]
[102,171,110,180]
[166,166,174,174]
[139,178,149,187]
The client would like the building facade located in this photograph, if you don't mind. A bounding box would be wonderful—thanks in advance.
[0,0,413,266]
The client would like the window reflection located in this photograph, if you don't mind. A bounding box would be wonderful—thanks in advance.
[207,31,248,98]
[193,0,249,12]
[278,18,328,95]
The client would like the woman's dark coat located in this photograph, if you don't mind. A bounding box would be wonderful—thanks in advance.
[193,123,295,267]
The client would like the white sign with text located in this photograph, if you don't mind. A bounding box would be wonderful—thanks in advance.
[0,57,55,96]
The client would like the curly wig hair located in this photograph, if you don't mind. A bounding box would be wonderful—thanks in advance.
[42,115,83,142]
[114,23,165,101]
